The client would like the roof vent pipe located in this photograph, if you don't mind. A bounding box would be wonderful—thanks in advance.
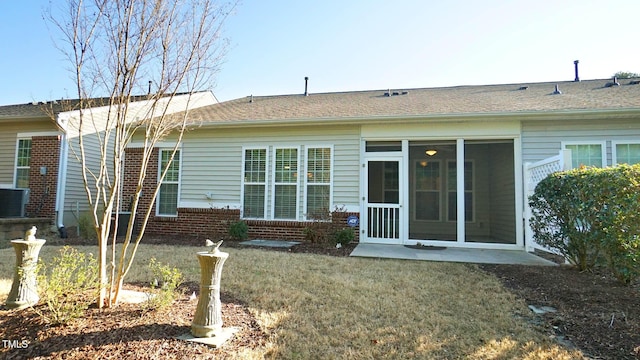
[573,60,580,82]
[553,84,562,95]
[304,76,309,96]
[148,80,153,95]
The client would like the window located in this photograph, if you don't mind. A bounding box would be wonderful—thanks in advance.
[613,142,640,165]
[273,148,298,219]
[15,139,32,188]
[157,149,180,216]
[447,161,473,222]
[414,160,440,220]
[306,147,332,219]
[563,143,605,168]
[242,148,267,219]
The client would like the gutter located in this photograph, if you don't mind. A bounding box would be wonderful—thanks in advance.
[54,114,69,234]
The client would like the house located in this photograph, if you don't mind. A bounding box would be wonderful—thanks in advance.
[0,92,216,239]
[119,78,639,250]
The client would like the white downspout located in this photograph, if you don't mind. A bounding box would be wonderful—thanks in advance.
[55,114,69,230]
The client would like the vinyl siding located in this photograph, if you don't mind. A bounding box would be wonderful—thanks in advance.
[0,120,58,187]
[179,125,361,218]
[521,118,640,165]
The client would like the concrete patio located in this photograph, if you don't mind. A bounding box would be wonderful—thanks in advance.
[350,243,556,266]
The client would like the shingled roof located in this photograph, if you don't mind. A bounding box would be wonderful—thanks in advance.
[191,79,640,125]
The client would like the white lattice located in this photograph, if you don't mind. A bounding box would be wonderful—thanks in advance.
[528,160,561,190]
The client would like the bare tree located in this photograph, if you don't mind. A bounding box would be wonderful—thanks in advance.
[47,0,235,308]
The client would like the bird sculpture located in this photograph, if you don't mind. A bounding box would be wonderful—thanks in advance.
[205,239,224,253]
[25,226,37,241]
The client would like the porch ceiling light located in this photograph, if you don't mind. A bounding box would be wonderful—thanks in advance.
[425,149,437,156]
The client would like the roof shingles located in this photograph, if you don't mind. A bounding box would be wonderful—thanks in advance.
[192,79,640,124]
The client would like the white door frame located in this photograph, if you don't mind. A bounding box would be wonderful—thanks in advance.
[361,155,404,244]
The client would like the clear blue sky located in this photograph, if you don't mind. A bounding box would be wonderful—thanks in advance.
[0,0,638,105]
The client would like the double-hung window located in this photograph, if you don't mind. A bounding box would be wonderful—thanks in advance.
[612,141,640,165]
[15,139,32,188]
[242,146,333,220]
[273,148,299,220]
[157,149,180,216]
[563,142,606,168]
[242,148,268,219]
[305,147,332,219]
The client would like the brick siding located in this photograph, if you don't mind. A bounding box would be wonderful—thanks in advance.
[25,136,60,220]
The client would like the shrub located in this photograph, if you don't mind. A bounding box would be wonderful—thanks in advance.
[36,246,99,324]
[529,164,640,283]
[228,220,248,240]
[77,211,97,240]
[332,228,354,246]
[145,257,183,310]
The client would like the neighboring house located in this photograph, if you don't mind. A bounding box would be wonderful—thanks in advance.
[124,78,640,251]
[0,92,216,236]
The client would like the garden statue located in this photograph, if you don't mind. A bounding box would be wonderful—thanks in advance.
[191,239,229,337]
[5,226,46,309]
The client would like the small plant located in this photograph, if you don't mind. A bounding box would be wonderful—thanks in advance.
[36,246,99,325]
[145,257,183,310]
[77,211,97,240]
[332,228,354,246]
[228,220,248,240]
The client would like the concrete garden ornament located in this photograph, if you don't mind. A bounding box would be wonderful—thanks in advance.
[191,239,229,338]
[6,226,46,309]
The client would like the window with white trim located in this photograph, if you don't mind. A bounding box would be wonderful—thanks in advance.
[613,142,640,165]
[157,149,180,216]
[306,147,332,219]
[563,143,605,168]
[414,160,440,221]
[15,139,32,188]
[273,148,298,219]
[242,148,267,219]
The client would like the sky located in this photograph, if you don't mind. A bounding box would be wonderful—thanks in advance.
[0,0,639,105]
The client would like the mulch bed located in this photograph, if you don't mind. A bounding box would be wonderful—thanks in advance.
[2,236,639,359]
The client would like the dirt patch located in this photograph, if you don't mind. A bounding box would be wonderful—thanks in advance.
[478,263,640,360]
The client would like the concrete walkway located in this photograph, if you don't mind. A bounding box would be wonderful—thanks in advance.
[350,243,556,266]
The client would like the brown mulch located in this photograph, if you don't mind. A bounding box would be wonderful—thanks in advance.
[2,236,639,359]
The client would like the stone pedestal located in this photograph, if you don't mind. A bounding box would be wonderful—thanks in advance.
[6,239,46,309]
[191,250,229,337]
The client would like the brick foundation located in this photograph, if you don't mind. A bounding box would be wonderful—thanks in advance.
[25,136,60,220]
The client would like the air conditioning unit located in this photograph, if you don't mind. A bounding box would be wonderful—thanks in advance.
[0,188,30,218]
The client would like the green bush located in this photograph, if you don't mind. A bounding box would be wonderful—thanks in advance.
[36,246,99,324]
[77,211,97,240]
[529,164,640,283]
[332,228,354,246]
[228,221,248,240]
[145,257,183,310]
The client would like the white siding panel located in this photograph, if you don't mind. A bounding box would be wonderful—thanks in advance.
[522,119,640,165]
[180,126,361,215]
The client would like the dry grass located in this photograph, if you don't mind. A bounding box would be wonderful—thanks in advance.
[0,244,583,359]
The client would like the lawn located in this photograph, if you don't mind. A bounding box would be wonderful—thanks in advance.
[0,243,582,359]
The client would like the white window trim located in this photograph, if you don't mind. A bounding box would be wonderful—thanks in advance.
[561,141,607,167]
[156,148,182,217]
[611,140,640,166]
[241,146,269,219]
[14,137,32,189]
[303,145,334,221]
[271,146,301,221]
